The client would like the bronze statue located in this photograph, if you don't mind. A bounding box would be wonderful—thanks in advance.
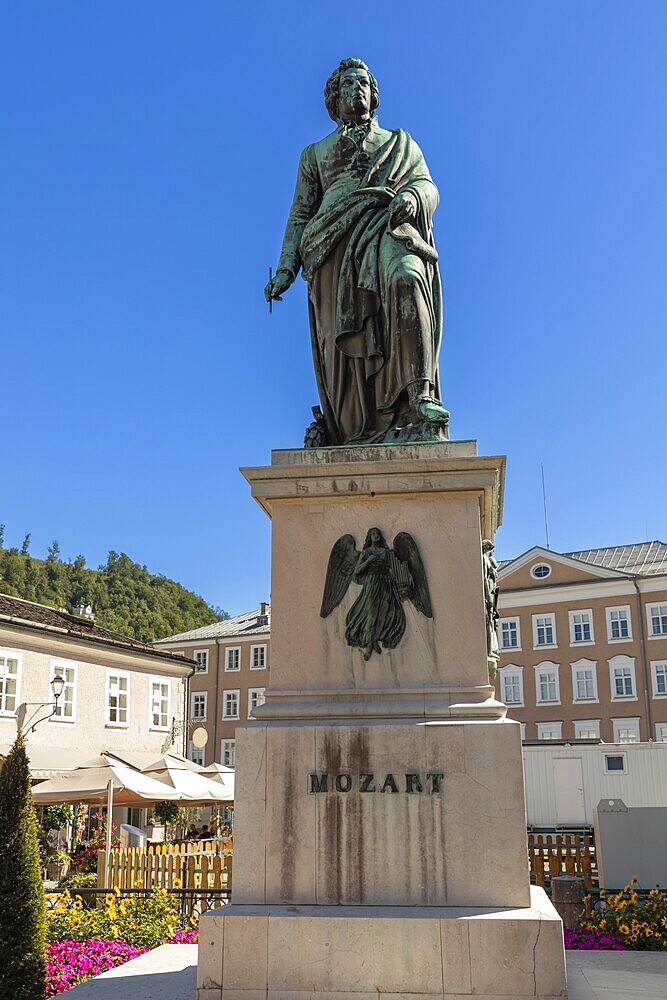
[265,58,448,446]
[320,528,433,659]
[482,539,500,680]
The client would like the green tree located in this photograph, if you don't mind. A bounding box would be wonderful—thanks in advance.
[1,548,26,596]
[22,557,39,602]
[0,524,4,548]
[20,533,31,555]
[0,732,47,999]
[0,535,222,641]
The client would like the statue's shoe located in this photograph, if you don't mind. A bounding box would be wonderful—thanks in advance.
[417,396,450,424]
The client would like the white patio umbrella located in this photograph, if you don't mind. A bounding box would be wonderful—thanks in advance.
[200,762,234,780]
[31,754,183,807]
[103,750,234,804]
[199,762,235,799]
[31,754,183,883]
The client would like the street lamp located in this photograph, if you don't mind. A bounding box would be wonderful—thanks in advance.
[18,674,66,733]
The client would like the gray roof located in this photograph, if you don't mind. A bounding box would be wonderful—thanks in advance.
[500,540,667,578]
[565,540,667,577]
[0,592,196,667]
[155,605,271,644]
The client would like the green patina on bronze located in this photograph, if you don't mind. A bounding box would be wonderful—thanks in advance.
[265,58,449,446]
[320,528,433,660]
[483,539,500,681]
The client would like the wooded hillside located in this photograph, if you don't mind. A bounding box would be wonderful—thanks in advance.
[0,529,222,643]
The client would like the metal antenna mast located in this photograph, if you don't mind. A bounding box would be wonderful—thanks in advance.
[541,462,550,550]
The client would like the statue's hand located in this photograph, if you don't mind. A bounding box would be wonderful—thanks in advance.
[264,269,294,303]
[389,191,418,227]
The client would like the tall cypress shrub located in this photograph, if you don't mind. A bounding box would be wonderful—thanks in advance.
[0,731,46,999]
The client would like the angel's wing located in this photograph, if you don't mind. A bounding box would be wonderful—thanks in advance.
[393,532,433,619]
[320,534,358,618]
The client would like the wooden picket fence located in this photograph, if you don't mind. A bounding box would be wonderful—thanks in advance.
[99,841,233,914]
[528,833,597,889]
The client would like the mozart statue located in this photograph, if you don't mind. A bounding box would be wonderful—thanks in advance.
[265,58,449,446]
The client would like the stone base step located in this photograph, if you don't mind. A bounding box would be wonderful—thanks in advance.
[197,886,567,1000]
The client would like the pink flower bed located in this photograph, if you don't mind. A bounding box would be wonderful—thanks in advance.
[45,940,147,996]
[169,927,199,944]
[564,927,626,950]
[45,929,199,995]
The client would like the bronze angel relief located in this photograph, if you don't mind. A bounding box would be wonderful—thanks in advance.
[320,527,433,659]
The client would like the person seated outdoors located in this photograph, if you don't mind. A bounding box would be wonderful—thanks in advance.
[199,823,213,840]
[186,823,199,840]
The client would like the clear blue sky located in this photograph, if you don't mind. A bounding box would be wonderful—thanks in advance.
[2,2,666,617]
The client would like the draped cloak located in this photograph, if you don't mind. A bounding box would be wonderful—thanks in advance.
[277,124,442,445]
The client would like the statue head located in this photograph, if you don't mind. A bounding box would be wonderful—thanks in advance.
[363,527,387,549]
[482,539,495,553]
[325,58,380,123]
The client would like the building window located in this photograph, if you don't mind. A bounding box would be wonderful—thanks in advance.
[499,665,523,705]
[655,723,667,743]
[222,689,239,719]
[531,563,552,580]
[520,723,527,741]
[606,606,632,641]
[571,659,598,702]
[106,670,130,726]
[651,662,667,698]
[612,718,640,744]
[569,610,594,644]
[50,659,77,722]
[0,650,21,715]
[193,649,209,673]
[221,739,236,767]
[149,678,171,730]
[225,647,241,672]
[574,719,600,740]
[250,644,267,670]
[498,618,521,650]
[188,742,204,766]
[532,613,556,648]
[248,687,266,718]
[536,722,562,741]
[535,662,560,704]
[609,656,637,700]
[604,753,626,774]
[648,604,667,637]
[191,692,207,720]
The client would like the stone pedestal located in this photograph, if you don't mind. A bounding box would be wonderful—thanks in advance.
[197,442,567,1000]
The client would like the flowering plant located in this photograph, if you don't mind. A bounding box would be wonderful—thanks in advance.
[45,939,146,996]
[169,926,199,943]
[564,926,625,950]
[47,886,182,951]
[70,813,120,874]
[582,878,667,951]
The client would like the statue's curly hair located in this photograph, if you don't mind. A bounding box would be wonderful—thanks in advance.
[324,58,380,123]
[363,527,388,550]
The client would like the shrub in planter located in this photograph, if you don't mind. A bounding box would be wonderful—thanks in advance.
[46,850,71,883]
[59,871,98,891]
[152,801,180,826]
[0,732,47,999]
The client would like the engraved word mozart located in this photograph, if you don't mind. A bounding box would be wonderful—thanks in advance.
[308,772,444,794]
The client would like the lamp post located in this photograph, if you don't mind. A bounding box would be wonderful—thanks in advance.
[17,674,66,734]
